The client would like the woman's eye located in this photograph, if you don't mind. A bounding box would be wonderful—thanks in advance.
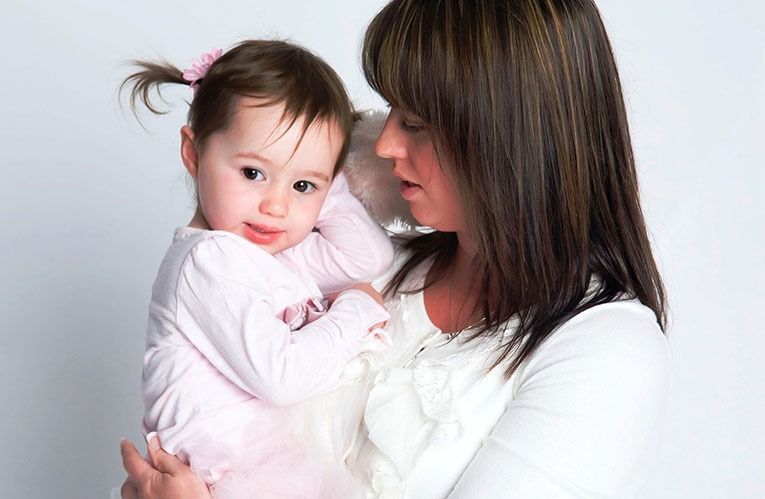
[241,168,264,181]
[293,180,317,193]
[399,120,426,133]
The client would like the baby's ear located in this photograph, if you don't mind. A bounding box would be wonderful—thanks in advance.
[343,110,417,230]
[179,126,199,178]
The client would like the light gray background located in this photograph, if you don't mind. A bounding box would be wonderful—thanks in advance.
[1,1,763,497]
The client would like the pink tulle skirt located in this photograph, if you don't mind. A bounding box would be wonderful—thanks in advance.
[184,402,363,499]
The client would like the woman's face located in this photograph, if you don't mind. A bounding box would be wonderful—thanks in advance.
[375,108,466,232]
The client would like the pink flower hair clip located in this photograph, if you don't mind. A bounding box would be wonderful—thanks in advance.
[182,48,223,95]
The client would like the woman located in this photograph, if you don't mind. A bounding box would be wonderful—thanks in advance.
[121,0,670,497]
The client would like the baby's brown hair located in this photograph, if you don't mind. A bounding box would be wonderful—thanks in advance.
[120,40,356,174]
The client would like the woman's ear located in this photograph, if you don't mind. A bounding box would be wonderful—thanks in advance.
[180,126,199,178]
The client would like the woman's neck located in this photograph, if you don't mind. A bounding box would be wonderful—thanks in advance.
[453,231,477,283]
[423,230,483,333]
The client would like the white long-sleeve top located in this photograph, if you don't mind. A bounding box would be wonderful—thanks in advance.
[346,254,671,498]
[142,173,394,469]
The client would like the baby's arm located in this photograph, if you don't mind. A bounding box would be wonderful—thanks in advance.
[175,234,389,406]
[279,171,394,295]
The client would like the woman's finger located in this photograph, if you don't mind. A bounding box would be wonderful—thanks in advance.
[119,479,139,499]
[120,438,155,484]
[123,435,210,498]
[145,433,186,475]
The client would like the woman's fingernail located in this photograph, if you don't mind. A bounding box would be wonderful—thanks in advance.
[146,431,160,450]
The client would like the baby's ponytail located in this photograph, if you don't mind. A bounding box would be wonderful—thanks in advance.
[120,60,189,116]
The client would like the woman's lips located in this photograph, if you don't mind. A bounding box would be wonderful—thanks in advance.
[399,180,423,200]
[243,223,284,245]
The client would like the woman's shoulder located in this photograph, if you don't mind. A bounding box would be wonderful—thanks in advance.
[483,299,672,495]
[514,298,671,397]
[549,299,666,351]
[545,299,667,360]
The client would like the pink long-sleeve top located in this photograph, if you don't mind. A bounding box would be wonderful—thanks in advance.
[141,173,394,465]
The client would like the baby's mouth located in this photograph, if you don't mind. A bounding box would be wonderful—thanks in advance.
[246,223,284,234]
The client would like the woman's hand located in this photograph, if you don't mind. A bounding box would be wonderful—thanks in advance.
[119,436,211,499]
[338,283,387,330]
[327,283,384,307]
[327,283,386,330]
[345,282,384,306]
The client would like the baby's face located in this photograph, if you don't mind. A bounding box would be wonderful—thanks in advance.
[192,99,342,254]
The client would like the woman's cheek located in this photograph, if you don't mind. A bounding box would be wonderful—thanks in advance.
[428,193,466,232]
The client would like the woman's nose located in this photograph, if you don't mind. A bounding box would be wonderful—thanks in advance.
[259,189,288,218]
[374,111,407,160]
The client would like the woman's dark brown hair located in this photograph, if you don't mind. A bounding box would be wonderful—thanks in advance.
[365,0,667,377]
[120,39,356,173]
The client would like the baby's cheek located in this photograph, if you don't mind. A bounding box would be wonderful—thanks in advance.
[291,209,318,239]
[310,196,328,223]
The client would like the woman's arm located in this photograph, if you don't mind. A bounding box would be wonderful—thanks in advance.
[278,171,394,296]
[448,304,671,498]
[120,436,209,499]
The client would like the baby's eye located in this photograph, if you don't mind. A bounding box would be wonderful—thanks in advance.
[293,180,317,193]
[241,168,264,181]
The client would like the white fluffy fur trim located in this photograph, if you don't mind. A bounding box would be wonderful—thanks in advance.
[343,110,417,230]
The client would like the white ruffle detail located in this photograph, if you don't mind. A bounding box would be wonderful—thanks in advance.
[412,360,462,441]
[357,317,519,498]
[361,342,465,497]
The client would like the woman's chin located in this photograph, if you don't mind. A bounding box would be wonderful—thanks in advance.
[407,204,431,227]
[410,210,466,234]
[409,208,442,231]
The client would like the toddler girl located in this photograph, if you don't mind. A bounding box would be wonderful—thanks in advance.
[121,40,393,498]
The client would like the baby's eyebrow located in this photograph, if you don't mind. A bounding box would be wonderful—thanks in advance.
[236,151,272,165]
[301,170,330,182]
